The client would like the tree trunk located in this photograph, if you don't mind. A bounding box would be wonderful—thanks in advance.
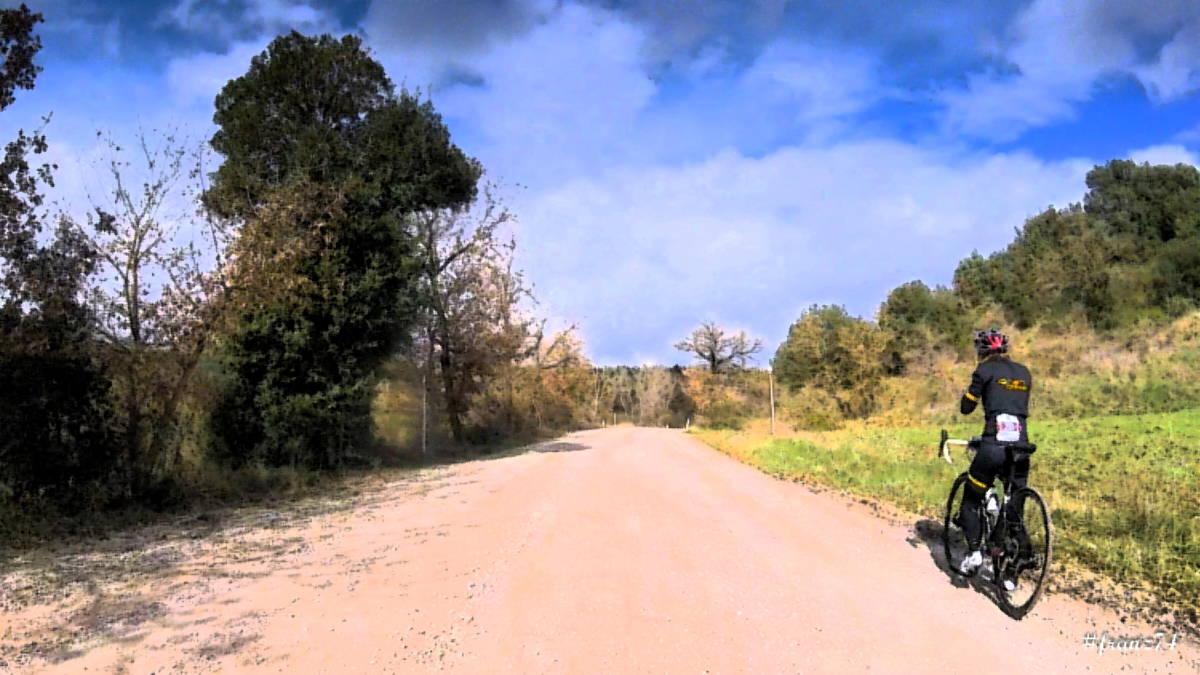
[125,356,143,498]
[440,347,464,443]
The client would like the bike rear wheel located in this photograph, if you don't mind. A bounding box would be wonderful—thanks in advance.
[943,472,975,576]
[996,486,1053,618]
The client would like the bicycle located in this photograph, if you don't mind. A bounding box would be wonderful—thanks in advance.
[937,429,1054,618]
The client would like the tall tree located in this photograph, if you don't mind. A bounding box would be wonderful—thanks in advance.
[410,194,521,442]
[204,32,480,468]
[674,321,763,373]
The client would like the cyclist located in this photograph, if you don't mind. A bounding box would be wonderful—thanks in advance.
[956,329,1036,588]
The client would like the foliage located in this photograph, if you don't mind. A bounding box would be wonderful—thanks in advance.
[391,187,600,446]
[677,367,769,430]
[953,160,1200,330]
[204,32,480,469]
[0,5,119,506]
[205,33,479,221]
[778,386,843,431]
[66,131,228,494]
[0,3,40,111]
[773,304,885,418]
[408,193,526,442]
[877,280,974,373]
[464,329,592,442]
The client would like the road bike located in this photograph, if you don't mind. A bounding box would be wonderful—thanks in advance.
[938,430,1053,618]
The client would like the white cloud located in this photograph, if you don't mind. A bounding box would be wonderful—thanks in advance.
[166,40,268,107]
[741,41,880,125]
[1128,144,1200,166]
[1134,21,1200,102]
[421,3,657,186]
[940,0,1200,140]
[160,0,334,40]
[357,1,1112,363]
[514,141,1092,363]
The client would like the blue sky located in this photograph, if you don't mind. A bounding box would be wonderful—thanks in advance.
[5,0,1200,366]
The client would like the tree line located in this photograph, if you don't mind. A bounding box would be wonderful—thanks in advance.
[762,158,1200,429]
[0,9,585,519]
[6,4,1200,520]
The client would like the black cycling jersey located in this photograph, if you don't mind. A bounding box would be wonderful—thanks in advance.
[959,355,1032,442]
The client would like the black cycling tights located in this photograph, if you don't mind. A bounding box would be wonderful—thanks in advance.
[959,441,1030,551]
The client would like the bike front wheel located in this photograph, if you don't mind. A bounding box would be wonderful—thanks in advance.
[996,486,1053,618]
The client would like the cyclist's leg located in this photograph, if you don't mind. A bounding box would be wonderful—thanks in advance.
[960,442,1004,551]
[1005,455,1034,561]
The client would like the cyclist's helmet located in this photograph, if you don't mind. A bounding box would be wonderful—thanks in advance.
[974,329,1009,358]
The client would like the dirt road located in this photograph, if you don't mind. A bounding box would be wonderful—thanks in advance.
[2,427,1196,673]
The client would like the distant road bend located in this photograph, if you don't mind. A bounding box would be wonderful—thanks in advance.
[1,427,1195,673]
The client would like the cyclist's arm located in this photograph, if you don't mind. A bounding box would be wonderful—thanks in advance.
[960,367,985,414]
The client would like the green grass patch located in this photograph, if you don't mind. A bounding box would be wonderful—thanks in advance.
[694,410,1200,613]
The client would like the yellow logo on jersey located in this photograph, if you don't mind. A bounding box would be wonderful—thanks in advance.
[997,378,1028,391]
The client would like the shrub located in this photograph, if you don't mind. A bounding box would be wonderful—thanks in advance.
[779,386,843,430]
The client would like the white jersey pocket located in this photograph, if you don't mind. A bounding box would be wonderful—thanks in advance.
[997,413,1022,442]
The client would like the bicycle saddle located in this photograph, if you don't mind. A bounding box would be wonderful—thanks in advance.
[1006,441,1037,463]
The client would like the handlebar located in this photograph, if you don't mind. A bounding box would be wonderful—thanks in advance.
[938,428,970,465]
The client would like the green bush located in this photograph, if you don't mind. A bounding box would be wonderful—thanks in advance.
[774,304,885,418]
[780,386,843,430]
[702,396,749,430]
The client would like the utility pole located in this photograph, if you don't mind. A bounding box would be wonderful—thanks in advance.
[769,366,776,435]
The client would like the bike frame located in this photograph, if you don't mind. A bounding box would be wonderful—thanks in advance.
[940,432,1030,560]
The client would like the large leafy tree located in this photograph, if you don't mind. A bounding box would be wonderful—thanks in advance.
[773,304,884,418]
[205,32,480,469]
[1084,159,1200,248]
[878,280,974,373]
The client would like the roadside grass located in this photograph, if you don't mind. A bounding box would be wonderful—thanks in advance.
[693,410,1200,618]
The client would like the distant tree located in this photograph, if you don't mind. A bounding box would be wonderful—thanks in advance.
[204,32,481,469]
[633,367,674,425]
[674,321,763,373]
[952,160,1200,331]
